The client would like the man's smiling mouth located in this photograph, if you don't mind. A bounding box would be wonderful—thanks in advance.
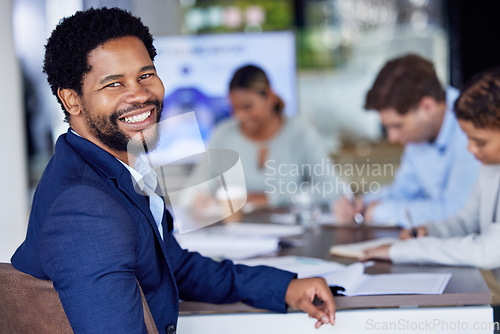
[122,110,152,124]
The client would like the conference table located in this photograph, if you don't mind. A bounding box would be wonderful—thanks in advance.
[178,209,494,333]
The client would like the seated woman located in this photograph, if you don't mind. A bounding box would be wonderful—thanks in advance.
[193,64,341,210]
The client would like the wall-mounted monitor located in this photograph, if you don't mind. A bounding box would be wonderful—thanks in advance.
[153,31,297,146]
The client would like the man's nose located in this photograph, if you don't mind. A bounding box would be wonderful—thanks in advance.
[124,82,151,104]
[387,129,402,144]
[467,140,478,155]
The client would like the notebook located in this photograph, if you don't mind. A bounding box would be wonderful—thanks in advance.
[329,237,399,259]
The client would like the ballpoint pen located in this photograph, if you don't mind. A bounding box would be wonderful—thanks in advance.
[405,208,418,237]
[343,183,364,225]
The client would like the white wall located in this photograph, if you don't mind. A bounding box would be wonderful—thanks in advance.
[0,0,28,262]
[132,0,181,37]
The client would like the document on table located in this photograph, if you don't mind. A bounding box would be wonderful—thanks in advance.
[174,223,304,260]
[269,212,338,225]
[218,222,304,238]
[237,256,345,278]
[175,232,279,260]
[238,256,452,296]
[329,237,399,259]
[324,262,452,296]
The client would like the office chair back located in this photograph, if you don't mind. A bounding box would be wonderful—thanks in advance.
[0,263,158,334]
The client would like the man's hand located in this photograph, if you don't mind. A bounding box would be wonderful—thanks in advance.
[285,277,335,329]
[359,244,392,262]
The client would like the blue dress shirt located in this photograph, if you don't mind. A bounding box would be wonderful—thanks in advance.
[364,87,480,227]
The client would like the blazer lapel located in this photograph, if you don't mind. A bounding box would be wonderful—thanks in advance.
[65,130,171,260]
[115,180,166,239]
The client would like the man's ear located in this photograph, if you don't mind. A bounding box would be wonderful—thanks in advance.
[57,88,82,116]
[418,96,437,116]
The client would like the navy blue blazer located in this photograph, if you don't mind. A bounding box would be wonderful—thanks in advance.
[12,130,295,333]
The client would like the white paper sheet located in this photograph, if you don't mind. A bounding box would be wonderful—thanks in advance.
[237,256,345,278]
[218,222,304,238]
[324,263,452,296]
[174,232,279,260]
[269,212,337,225]
[237,256,452,296]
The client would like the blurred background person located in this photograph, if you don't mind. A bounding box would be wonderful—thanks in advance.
[333,54,479,227]
[190,64,342,213]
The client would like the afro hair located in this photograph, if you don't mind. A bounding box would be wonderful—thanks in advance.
[43,7,157,122]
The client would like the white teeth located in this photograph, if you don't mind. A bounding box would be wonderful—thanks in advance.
[123,111,151,123]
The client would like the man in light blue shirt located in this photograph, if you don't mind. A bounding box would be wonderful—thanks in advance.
[334,54,479,227]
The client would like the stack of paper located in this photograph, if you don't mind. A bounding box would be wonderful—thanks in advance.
[269,212,337,225]
[175,232,279,260]
[237,256,345,278]
[174,223,304,260]
[220,223,304,238]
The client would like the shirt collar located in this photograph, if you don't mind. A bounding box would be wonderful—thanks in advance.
[117,158,144,187]
[433,87,460,152]
[120,156,158,194]
[70,129,81,137]
[71,128,149,189]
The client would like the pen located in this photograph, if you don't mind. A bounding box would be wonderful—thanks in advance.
[343,183,364,225]
[405,209,418,237]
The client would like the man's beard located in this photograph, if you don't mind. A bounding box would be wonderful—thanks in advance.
[82,99,163,155]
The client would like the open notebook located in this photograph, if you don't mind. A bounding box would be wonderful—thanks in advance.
[329,237,399,259]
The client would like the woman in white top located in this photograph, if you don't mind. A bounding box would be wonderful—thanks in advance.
[205,64,341,208]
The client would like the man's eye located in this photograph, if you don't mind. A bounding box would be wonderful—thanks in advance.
[106,82,121,88]
[140,73,153,80]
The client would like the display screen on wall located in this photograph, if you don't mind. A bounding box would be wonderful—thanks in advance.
[153,31,297,144]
